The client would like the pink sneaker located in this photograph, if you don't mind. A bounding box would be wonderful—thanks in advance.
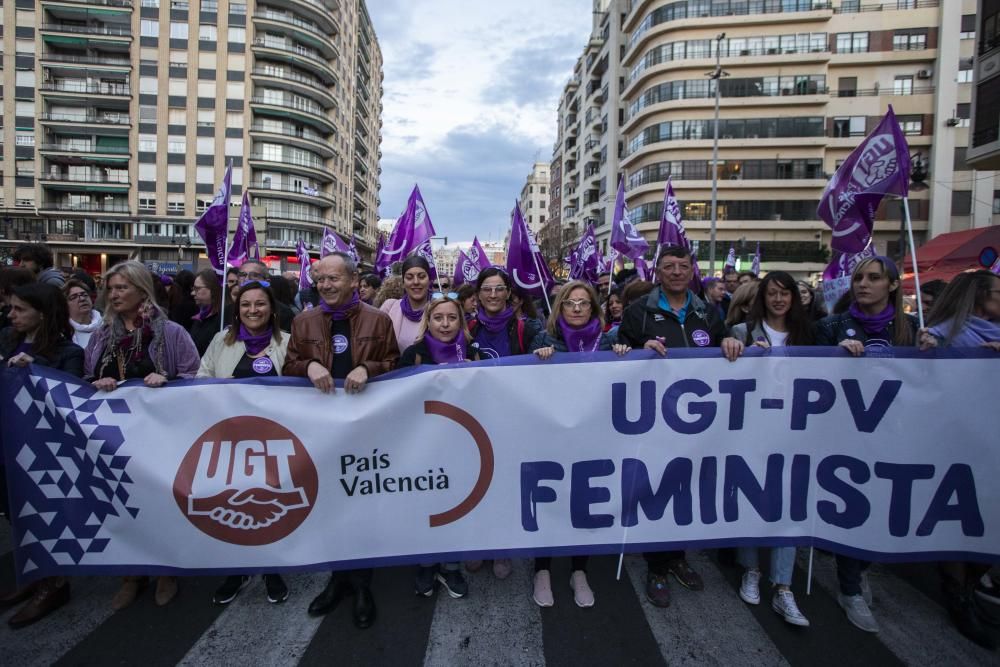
[493,558,512,579]
[570,570,594,608]
[533,570,553,607]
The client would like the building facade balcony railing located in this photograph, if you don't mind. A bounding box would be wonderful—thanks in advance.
[250,97,335,131]
[39,23,132,37]
[252,39,335,79]
[39,143,130,154]
[39,82,131,96]
[41,0,133,7]
[39,53,131,67]
[834,0,939,14]
[249,152,327,172]
[38,112,131,125]
[249,180,334,202]
[41,172,130,184]
[42,201,130,213]
[251,66,325,91]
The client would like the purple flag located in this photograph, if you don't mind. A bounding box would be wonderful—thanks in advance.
[226,188,258,268]
[321,228,350,258]
[568,224,603,284]
[506,202,550,298]
[296,239,313,292]
[818,106,911,254]
[657,178,689,249]
[610,176,650,260]
[470,236,492,271]
[723,247,737,273]
[821,244,878,309]
[381,185,438,279]
[751,242,761,276]
[453,249,479,287]
[991,255,1000,276]
[413,238,439,282]
[193,163,232,276]
[348,235,360,264]
[374,232,392,277]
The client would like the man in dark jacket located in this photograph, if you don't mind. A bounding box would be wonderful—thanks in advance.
[283,251,398,629]
[617,245,727,609]
[13,243,65,288]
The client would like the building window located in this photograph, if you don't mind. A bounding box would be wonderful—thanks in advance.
[993,191,1000,214]
[838,77,857,97]
[893,31,926,51]
[199,24,217,41]
[951,191,972,216]
[893,76,914,95]
[832,116,866,138]
[167,201,185,212]
[956,103,971,128]
[15,134,35,146]
[139,135,157,152]
[139,197,156,210]
[140,20,159,37]
[228,27,246,43]
[897,115,922,135]
[835,32,868,54]
[140,76,158,94]
[170,23,189,40]
[961,15,976,39]
[958,68,973,84]
[168,139,185,153]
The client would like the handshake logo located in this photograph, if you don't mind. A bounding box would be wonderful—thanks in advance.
[173,417,318,546]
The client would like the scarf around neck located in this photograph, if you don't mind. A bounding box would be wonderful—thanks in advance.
[70,309,103,334]
[319,291,360,320]
[192,305,216,322]
[476,305,514,333]
[237,324,273,356]
[423,330,468,364]
[400,295,426,322]
[557,315,602,352]
[849,302,895,336]
[929,315,1000,347]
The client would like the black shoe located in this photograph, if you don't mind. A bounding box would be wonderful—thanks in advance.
[950,593,997,650]
[353,586,376,629]
[308,576,349,617]
[212,575,251,606]
[264,574,289,604]
[415,566,438,597]
[973,595,1000,628]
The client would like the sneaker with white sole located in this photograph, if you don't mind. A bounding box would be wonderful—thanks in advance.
[772,589,809,627]
[975,574,1000,606]
[436,569,468,599]
[415,566,438,597]
[739,570,761,605]
[212,575,250,606]
[838,593,879,633]
[570,570,594,608]
[533,570,554,607]
[860,571,873,607]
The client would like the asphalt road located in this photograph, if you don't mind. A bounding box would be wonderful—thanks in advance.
[0,522,996,666]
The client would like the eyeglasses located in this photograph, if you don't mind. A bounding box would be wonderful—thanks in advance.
[562,299,592,310]
[479,285,509,295]
[66,292,91,302]
[192,285,210,293]
[431,291,459,300]
[237,271,268,280]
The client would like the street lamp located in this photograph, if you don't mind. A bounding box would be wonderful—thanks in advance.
[707,32,728,274]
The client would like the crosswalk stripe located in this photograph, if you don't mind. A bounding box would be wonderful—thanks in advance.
[423,560,545,667]
[802,551,996,665]
[176,574,329,667]
[0,576,119,666]
[624,552,791,666]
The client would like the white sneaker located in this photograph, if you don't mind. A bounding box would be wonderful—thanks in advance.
[533,570,553,607]
[570,570,594,608]
[838,593,879,633]
[772,589,810,627]
[739,569,761,605]
[860,571,873,607]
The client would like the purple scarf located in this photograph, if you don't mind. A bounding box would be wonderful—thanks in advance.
[558,316,603,352]
[319,291,360,320]
[192,305,215,322]
[849,301,896,336]
[400,295,425,322]
[476,305,515,333]
[237,324,273,356]
[423,330,468,364]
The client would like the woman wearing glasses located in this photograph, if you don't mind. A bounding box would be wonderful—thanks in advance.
[380,255,432,353]
[197,280,291,605]
[189,268,223,356]
[397,294,479,599]
[527,280,630,608]
[64,278,102,349]
[465,267,542,580]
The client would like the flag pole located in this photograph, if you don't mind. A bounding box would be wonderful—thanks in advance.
[220,230,230,333]
[902,196,924,329]
[530,247,552,314]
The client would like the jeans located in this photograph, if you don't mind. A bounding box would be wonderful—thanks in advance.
[737,546,795,586]
[836,555,869,596]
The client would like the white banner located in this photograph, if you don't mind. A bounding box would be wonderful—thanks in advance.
[2,349,998,583]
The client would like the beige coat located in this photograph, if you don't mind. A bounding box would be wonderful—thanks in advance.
[197,329,290,378]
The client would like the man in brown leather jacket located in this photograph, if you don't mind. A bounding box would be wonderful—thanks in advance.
[283,251,398,628]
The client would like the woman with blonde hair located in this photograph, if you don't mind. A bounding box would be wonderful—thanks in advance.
[527,280,631,608]
[724,281,759,330]
[397,294,479,599]
[83,260,199,610]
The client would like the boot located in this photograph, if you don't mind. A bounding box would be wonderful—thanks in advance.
[0,580,39,607]
[8,578,70,629]
[155,576,178,606]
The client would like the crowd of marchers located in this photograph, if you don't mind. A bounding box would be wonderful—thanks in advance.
[1,241,999,650]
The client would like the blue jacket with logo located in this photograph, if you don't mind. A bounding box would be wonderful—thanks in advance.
[617,287,726,350]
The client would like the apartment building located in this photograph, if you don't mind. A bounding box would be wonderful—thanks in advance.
[0,0,382,274]
[545,0,995,276]
[969,0,1000,171]
[518,161,550,237]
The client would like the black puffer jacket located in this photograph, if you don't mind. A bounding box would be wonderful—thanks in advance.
[813,311,918,347]
[617,287,726,349]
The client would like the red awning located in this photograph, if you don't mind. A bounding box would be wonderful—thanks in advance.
[901,226,1000,290]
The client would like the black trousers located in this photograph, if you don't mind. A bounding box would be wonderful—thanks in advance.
[643,550,685,575]
[331,568,373,589]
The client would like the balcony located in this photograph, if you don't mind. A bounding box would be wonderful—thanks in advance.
[39,170,130,191]
[250,96,337,134]
[249,123,337,158]
[39,81,131,98]
[248,179,335,206]
[248,152,333,182]
[39,142,130,157]
[39,52,131,70]
[285,0,341,34]
[38,111,132,136]
[253,10,339,58]
[40,200,130,215]
[39,23,132,38]
[252,39,338,85]
[41,0,132,8]
[250,67,338,109]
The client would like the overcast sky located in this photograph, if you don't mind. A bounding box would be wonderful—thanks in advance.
[367,0,593,245]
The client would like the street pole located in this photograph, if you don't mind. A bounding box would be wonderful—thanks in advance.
[708,32,725,275]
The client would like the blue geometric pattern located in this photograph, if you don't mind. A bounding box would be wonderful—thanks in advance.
[8,373,137,575]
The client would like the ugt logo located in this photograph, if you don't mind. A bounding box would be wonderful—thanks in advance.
[173,417,318,546]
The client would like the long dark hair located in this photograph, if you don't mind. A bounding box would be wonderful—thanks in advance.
[10,282,73,359]
[194,268,222,313]
[745,271,814,345]
[224,281,282,346]
[926,270,999,344]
